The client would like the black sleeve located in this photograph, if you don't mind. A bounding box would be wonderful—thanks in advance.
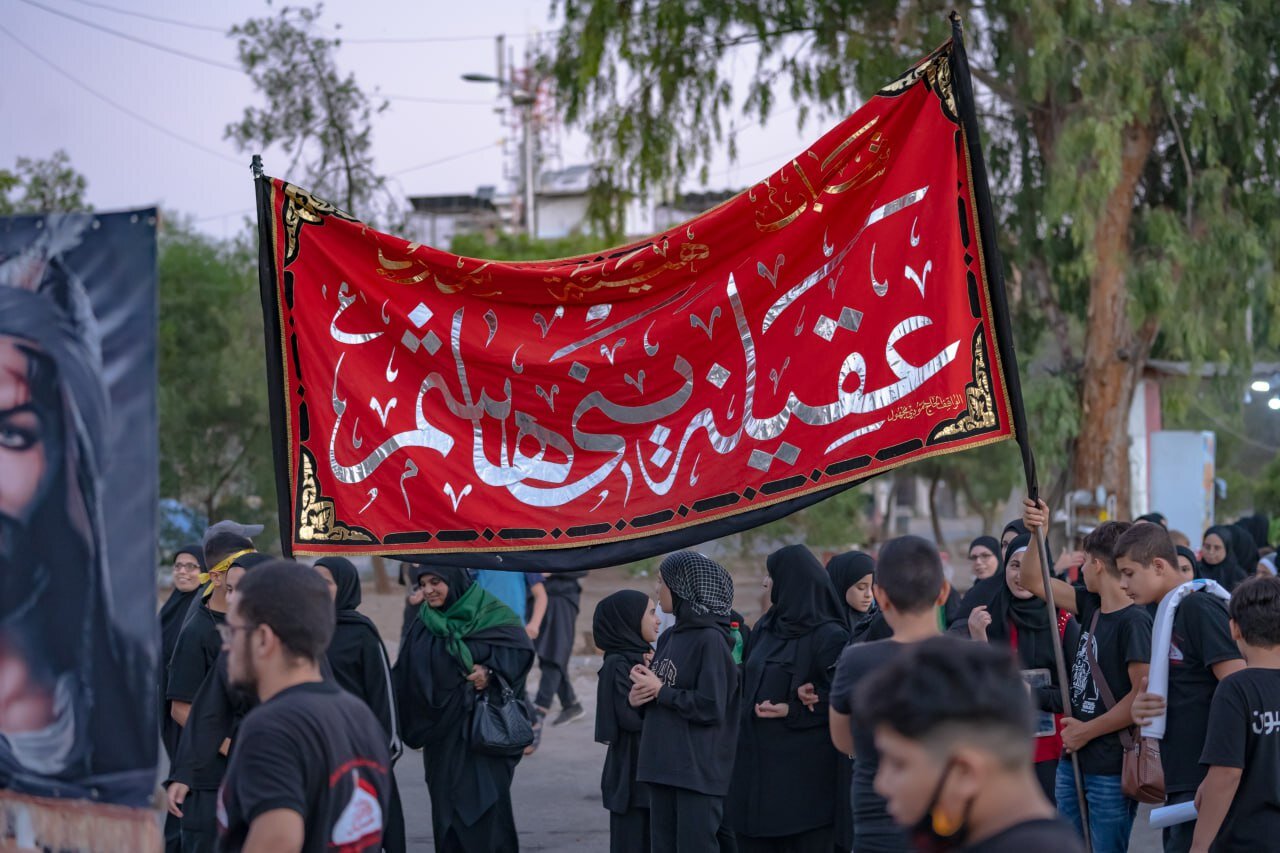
[611,661,645,733]
[166,619,213,703]
[171,658,235,785]
[655,636,731,725]
[786,623,848,730]
[480,643,535,688]
[1123,608,1153,666]
[1186,595,1243,670]
[359,632,398,747]
[829,645,858,715]
[1199,676,1248,769]
[228,720,309,822]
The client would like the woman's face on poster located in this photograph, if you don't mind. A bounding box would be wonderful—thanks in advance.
[0,338,46,522]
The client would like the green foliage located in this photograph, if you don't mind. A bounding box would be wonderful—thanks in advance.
[157,215,278,547]
[0,150,90,214]
[227,3,401,228]
[546,0,1280,495]
[449,230,614,262]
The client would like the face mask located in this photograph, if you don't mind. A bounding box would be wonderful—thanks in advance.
[910,757,975,852]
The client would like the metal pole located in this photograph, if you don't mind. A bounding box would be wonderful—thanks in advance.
[523,103,536,237]
[947,12,1092,850]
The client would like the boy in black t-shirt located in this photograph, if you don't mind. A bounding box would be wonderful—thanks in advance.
[1121,524,1245,853]
[829,535,952,853]
[852,637,1083,852]
[1019,502,1152,851]
[216,561,390,853]
[1192,575,1280,852]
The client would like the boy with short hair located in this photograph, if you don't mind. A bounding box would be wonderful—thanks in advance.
[1190,575,1280,852]
[1019,501,1152,851]
[1120,523,1245,853]
[829,535,953,852]
[853,637,1083,852]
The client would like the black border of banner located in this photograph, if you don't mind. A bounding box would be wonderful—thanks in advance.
[252,32,1027,571]
[255,175,297,557]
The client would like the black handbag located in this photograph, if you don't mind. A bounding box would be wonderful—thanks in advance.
[469,670,535,756]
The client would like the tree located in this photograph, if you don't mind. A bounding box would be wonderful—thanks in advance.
[157,216,279,547]
[227,3,402,227]
[0,150,90,214]
[546,1,1280,509]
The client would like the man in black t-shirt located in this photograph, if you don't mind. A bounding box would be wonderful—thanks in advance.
[830,535,952,853]
[1121,523,1245,853]
[1193,576,1280,852]
[1020,502,1153,850]
[216,560,390,853]
[852,637,1082,852]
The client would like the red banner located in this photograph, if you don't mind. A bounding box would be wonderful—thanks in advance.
[255,40,1017,569]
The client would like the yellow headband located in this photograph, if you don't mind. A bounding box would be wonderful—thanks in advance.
[202,549,254,598]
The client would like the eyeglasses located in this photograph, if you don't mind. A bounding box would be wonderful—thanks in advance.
[174,561,201,572]
[217,622,255,644]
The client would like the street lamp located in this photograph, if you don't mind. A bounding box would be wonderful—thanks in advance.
[463,72,537,236]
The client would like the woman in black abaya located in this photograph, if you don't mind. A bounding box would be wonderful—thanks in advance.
[727,545,850,852]
[313,557,405,853]
[394,567,534,853]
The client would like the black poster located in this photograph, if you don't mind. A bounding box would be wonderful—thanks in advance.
[0,209,158,836]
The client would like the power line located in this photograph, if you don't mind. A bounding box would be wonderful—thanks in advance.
[384,94,495,107]
[62,0,226,33]
[390,142,504,177]
[57,0,550,47]
[0,22,243,168]
[16,0,242,72]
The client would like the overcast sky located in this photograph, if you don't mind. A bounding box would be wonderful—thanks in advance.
[2,0,829,240]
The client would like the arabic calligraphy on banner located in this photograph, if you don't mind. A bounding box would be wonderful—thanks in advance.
[256,40,1015,569]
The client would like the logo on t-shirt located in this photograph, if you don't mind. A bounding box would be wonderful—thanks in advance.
[1251,710,1280,735]
[1169,641,1185,664]
[651,657,679,686]
[1070,632,1101,715]
[332,769,383,851]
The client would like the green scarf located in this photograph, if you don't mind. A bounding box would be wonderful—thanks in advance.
[419,582,523,673]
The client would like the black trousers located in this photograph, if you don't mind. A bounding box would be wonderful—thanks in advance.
[735,825,834,853]
[649,783,724,853]
[163,808,181,853]
[610,807,651,853]
[534,658,577,710]
[1035,758,1059,806]
[1162,791,1196,853]
[179,788,218,853]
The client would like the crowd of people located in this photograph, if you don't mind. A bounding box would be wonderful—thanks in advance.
[154,506,1280,852]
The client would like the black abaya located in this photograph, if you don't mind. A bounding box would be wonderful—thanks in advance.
[726,546,850,842]
[393,569,535,852]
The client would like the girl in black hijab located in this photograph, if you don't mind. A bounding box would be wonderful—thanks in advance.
[968,536,1002,582]
[1175,545,1200,580]
[593,590,661,853]
[1001,518,1029,551]
[313,557,405,853]
[1201,526,1248,590]
[631,551,739,853]
[727,545,850,852]
[825,551,876,637]
[964,535,1076,801]
[393,566,534,853]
